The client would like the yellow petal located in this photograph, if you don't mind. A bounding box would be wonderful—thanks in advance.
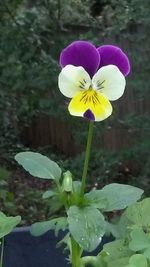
[68,89,112,121]
[58,65,91,98]
[92,65,126,101]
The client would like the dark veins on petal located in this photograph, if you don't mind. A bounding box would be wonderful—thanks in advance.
[84,109,95,121]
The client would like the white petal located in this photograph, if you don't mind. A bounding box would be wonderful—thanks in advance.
[58,65,91,98]
[92,65,126,101]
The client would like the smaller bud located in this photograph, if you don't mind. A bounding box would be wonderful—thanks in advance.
[62,171,73,193]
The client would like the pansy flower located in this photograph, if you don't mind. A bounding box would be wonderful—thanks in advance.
[58,41,130,122]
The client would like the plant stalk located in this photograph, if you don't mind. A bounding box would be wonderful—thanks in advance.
[0,237,4,267]
[80,121,94,198]
[71,237,82,267]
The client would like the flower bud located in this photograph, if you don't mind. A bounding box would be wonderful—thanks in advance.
[62,171,73,193]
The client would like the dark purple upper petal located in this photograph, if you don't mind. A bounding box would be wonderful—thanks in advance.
[60,41,100,77]
[97,45,130,76]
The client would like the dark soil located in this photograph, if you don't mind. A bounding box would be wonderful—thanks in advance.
[1,164,54,226]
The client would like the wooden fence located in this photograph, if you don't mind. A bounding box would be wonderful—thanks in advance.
[21,92,149,156]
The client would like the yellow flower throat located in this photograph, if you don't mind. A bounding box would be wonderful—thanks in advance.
[80,89,100,106]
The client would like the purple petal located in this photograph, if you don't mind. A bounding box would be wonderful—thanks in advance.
[84,109,95,121]
[60,41,100,77]
[97,45,130,76]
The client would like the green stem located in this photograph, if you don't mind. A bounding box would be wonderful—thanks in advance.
[71,237,82,267]
[0,237,4,267]
[80,121,94,198]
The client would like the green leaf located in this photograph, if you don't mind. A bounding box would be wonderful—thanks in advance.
[100,240,132,267]
[15,152,61,180]
[0,212,21,238]
[129,229,150,251]
[56,233,71,251]
[105,213,131,238]
[124,198,150,227]
[103,239,132,262]
[67,206,105,252]
[85,190,108,210]
[101,183,143,211]
[54,218,68,236]
[30,217,68,236]
[143,247,150,259]
[107,257,130,267]
[42,190,56,199]
[125,254,147,267]
[129,229,150,259]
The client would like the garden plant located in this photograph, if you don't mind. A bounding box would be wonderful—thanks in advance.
[14,41,150,267]
[0,212,21,267]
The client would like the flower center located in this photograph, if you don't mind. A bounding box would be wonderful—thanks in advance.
[80,88,100,106]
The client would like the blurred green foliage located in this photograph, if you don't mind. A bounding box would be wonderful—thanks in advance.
[0,166,16,214]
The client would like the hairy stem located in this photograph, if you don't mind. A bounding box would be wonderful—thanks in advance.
[71,237,82,267]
